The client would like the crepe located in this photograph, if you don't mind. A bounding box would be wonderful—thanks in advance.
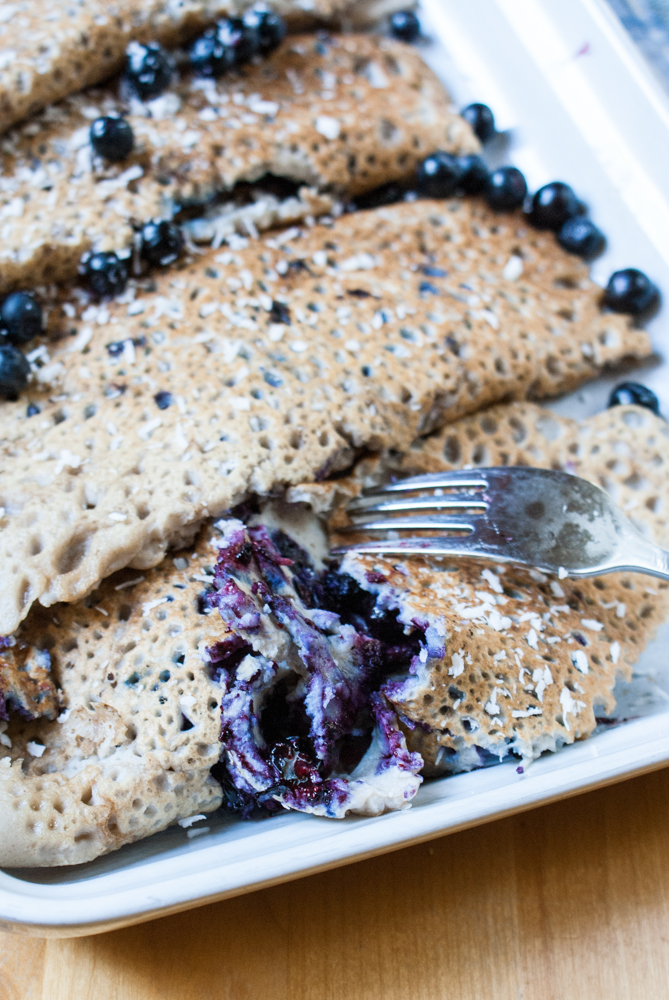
[0,0,410,135]
[0,33,473,292]
[0,198,650,636]
[335,401,669,769]
[1,401,667,868]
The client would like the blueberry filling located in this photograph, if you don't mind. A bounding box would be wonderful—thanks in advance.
[202,520,424,818]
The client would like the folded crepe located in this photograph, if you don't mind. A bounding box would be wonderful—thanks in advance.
[1,400,667,867]
[0,0,408,135]
[0,33,474,292]
[0,198,651,636]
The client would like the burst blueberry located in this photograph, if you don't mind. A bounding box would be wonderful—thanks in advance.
[125,41,172,100]
[81,251,128,298]
[140,220,184,267]
[389,10,420,43]
[529,182,580,231]
[461,103,495,143]
[608,382,660,415]
[417,151,463,198]
[604,268,659,315]
[558,216,606,260]
[0,343,30,399]
[0,292,43,344]
[89,116,134,162]
[485,166,527,211]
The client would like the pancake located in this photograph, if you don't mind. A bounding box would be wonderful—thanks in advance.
[0,0,410,134]
[0,34,473,292]
[0,402,667,867]
[0,198,650,636]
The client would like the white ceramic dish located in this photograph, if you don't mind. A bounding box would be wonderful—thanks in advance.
[3,0,669,937]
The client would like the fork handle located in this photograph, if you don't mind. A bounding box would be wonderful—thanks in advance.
[606,537,669,583]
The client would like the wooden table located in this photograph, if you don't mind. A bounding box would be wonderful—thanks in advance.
[3,767,669,1000]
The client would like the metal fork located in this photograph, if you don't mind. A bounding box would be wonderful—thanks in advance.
[333,467,669,581]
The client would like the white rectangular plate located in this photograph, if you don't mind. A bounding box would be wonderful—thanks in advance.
[3,0,669,937]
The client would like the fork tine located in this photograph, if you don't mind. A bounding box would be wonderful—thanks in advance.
[348,493,489,514]
[331,536,490,557]
[370,471,489,494]
[338,514,478,533]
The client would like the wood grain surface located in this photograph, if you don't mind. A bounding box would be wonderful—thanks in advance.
[3,768,669,1000]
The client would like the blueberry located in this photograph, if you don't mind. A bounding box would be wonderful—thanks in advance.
[190,26,237,77]
[461,103,495,143]
[485,166,527,211]
[154,390,173,410]
[529,182,579,231]
[604,268,659,315]
[352,180,406,210]
[242,8,286,54]
[456,154,489,194]
[140,219,184,267]
[125,41,172,100]
[608,381,660,415]
[390,10,420,43]
[81,251,129,299]
[0,343,30,399]
[417,151,464,198]
[558,216,606,260]
[89,116,134,162]
[0,292,43,344]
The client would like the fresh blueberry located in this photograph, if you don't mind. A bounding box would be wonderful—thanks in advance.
[81,251,129,299]
[608,381,660,415]
[529,182,580,231]
[190,25,237,77]
[604,268,659,315]
[558,216,606,260]
[456,154,489,194]
[125,41,172,100]
[154,390,173,410]
[417,151,464,198]
[242,8,286,54]
[0,292,43,344]
[89,116,134,162]
[0,343,30,399]
[485,166,527,211]
[140,219,184,267]
[389,10,420,43]
[190,16,260,76]
[461,103,495,143]
[352,181,407,210]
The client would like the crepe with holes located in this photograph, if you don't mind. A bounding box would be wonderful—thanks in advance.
[0,0,409,136]
[1,402,667,867]
[0,199,651,636]
[0,34,474,293]
[326,402,669,770]
[0,516,424,867]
